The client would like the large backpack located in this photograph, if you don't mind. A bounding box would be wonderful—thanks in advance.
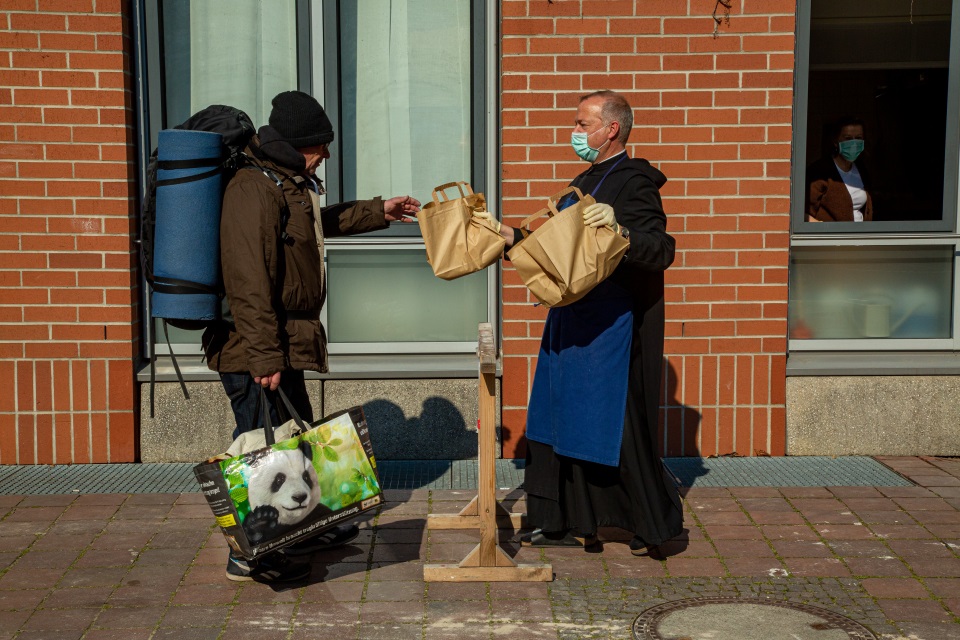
[139,105,291,416]
[139,105,255,298]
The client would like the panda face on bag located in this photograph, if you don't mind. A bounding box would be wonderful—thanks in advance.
[247,445,322,527]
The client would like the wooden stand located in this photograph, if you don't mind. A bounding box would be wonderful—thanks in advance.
[423,323,552,582]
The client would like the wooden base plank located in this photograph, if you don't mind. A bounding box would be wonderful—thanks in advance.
[423,563,553,582]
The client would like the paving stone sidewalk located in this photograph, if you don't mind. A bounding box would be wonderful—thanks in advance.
[0,456,956,640]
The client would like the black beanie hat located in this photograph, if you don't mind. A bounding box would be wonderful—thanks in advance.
[268,90,334,148]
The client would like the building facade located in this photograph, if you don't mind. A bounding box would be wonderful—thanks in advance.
[1,0,957,464]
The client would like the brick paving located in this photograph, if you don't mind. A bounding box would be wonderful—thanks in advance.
[0,457,955,639]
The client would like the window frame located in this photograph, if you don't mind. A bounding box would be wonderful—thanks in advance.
[318,0,488,238]
[320,239,491,355]
[788,235,960,351]
[137,0,312,359]
[135,0,499,363]
[790,0,960,235]
[313,0,499,357]
[788,0,960,355]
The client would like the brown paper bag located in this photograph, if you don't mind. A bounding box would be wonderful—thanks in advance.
[418,181,506,280]
[507,186,629,308]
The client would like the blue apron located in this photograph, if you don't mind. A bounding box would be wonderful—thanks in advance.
[525,156,633,467]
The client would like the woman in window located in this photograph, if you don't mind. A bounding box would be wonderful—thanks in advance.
[806,116,873,222]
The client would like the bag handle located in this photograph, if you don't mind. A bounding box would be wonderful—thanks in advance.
[515,186,587,237]
[546,186,584,216]
[516,206,550,237]
[431,181,475,205]
[259,386,308,446]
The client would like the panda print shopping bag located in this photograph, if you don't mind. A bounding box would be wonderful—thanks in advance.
[194,391,382,560]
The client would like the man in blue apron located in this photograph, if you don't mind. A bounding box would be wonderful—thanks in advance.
[480,90,683,554]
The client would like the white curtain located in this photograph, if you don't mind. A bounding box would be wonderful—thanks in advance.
[162,0,298,129]
[342,0,472,202]
[329,0,484,345]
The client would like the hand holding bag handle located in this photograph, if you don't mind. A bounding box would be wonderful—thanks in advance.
[516,186,586,239]
[258,386,308,446]
[431,181,475,205]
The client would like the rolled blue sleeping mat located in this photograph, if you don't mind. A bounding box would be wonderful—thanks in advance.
[151,129,223,322]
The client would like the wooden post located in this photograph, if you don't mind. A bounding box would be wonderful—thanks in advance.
[423,323,552,582]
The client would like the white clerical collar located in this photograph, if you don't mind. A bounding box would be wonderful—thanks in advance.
[594,150,627,167]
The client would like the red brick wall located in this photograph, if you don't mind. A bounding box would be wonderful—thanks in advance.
[499,0,793,458]
[0,0,139,463]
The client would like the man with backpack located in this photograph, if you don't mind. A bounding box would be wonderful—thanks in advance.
[202,90,420,583]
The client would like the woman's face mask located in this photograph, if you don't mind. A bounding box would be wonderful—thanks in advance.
[838,139,864,162]
[571,123,611,162]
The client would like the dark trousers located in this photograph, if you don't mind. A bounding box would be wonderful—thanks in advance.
[219,370,315,440]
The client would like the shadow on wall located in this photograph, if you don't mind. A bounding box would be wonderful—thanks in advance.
[660,358,709,487]
[501,421,526,461]
[362,397,479,461]
[660,358,703,458]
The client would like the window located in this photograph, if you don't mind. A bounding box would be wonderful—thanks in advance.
[317,0,493,354]
[337,1,475,206]
[159,0,299,132]
[788,245,954,343]
[789,0,960,352]
[140,0,303,359]
[795,0,959,232]
[324,245,489,348]
[137,0,494,365]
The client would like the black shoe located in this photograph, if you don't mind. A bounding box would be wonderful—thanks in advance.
[282,523,361,557]
[520,529,543,545]
[629,536,658,556]
[225,552,310,583]
[520,528,597,548]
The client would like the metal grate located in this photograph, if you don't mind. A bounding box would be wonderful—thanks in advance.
[666,456,911,487]
[0,460,528,494]
[376,459,526,490]
[0,463,199,494]
[0,456,910,495]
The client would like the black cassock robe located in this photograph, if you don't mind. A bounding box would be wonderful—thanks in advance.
[523,152,684,546]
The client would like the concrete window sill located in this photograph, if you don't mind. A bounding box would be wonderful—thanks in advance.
[787,351,960,376]
[137,353,498,382]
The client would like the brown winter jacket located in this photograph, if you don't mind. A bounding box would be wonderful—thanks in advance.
[806,156,873,222]
[202,138,387,377]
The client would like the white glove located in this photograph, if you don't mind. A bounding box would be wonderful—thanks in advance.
[472,209,501,233]
[582,202,619,232]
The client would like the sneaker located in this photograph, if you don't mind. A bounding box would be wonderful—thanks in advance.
[225,552,310,583]
[283,523,361,557]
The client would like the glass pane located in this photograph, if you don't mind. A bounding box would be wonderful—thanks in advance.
[151,319,207,354]
[339,0,472,203]
[326,249,487,343]
[788,246,954,340]
[804,0,953,223]
[161,0,298,129]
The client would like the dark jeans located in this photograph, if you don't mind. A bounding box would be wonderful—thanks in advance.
[219,370,315,440]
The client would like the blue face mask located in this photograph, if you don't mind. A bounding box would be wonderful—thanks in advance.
[571,124,610,162]
[838,139,864,162]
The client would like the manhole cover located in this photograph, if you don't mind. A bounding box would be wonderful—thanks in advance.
[632,597,877,640]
